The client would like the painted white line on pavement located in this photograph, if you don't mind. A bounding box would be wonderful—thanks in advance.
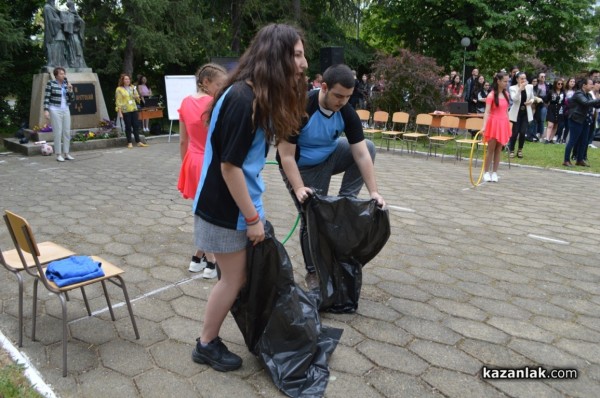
[0,331,57,398]
[387,205,415,213]
[69,272,206,324]
[528,234,569,245]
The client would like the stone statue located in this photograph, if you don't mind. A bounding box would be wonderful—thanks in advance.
[63,0,87,68]
[43,0,67,68]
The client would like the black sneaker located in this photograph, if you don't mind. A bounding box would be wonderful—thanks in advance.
[192,337,242,372]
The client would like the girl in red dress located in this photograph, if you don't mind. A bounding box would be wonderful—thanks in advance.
[481,72,511,182]
[178,64,227,277]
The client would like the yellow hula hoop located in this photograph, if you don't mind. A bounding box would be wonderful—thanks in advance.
[469,130,486,187]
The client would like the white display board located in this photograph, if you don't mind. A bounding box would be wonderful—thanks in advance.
[164,75,196,120]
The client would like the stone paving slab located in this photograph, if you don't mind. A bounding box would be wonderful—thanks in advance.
[1,140,600,397]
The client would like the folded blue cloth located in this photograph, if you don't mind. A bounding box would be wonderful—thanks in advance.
[46,256,105,287]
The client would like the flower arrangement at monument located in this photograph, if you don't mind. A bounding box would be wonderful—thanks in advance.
[71,119,119,142]
[31,124,53,133]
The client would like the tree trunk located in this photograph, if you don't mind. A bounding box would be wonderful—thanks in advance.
[292,0,301,21]
[230,0,244,54]
[123,36,134,76]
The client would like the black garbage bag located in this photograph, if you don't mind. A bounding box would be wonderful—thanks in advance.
[231,221,343,398]
[305,195,391,313]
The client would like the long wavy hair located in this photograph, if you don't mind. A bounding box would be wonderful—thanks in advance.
[209,24,307,144]
[491,72,509,107]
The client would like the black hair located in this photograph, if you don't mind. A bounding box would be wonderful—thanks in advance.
[576,78,591,90]
[511,71,527,86]
[322,64,355,89]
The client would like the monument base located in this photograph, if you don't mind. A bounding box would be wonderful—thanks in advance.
[2,134,148,156]
[29,72,109,131]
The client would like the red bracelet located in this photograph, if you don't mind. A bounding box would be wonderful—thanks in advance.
[244,213,259,224]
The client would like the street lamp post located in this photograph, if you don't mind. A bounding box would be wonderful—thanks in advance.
[461,37,471,87]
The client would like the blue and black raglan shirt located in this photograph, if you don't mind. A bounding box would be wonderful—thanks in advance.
[193,81,267,230]
[285,89,365,167]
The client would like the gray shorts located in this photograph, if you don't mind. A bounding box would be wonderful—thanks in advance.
[194,215,248,253]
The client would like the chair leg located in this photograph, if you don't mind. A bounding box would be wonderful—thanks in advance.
[16,272,24,347]
[58,293,68,377]
[101,280,116,321]
[32,278,38,342]
[80,287,92,316]
[112,276,140,339]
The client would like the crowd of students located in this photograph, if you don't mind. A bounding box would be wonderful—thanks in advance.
[442,67,600,169]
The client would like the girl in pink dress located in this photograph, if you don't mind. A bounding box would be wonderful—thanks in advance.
[481,72,511,182]
[177,64,227,277]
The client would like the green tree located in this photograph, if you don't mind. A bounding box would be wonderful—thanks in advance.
[0,0,45,129]
[362,0,599,77]
[1,0,377,128]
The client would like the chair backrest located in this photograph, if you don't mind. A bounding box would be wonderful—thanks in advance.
[5,211,40,257]
[414,113,432,134]
[4,211,58,290]
[373,111,390,130]
[392,111,409,124]
[464,117,483,131]
[356,109,370,122]
[391,112,409,132]
[439,115,459,130]
[372,111,389,123]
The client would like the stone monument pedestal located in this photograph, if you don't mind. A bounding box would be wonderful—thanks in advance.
[29,71,109,131]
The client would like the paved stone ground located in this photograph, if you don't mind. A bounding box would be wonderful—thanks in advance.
[1,138,600,397]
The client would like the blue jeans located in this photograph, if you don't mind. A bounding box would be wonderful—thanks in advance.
[535,106,547,136]
[564,120,589,163]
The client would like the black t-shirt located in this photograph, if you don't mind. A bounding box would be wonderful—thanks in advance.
[194,82,268,230]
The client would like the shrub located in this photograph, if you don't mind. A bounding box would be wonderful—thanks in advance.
[371,49,445,118]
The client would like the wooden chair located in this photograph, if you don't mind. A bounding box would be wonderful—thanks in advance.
[356,109,370,128]
[3,210,140,377]
[402,113,431,155]
[1,236,74,348]
[428,115,458,162]
[363,111,389,141]
[380,112,409,150]
[455,117,484,162]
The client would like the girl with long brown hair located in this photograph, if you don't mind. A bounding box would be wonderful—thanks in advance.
[191,24,308,372]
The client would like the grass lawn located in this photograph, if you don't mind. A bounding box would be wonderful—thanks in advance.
[372,134,600,174]
[0,351,41,398]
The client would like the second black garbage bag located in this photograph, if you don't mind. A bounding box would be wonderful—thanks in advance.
[231,222,343,398]
[304,195,391,313]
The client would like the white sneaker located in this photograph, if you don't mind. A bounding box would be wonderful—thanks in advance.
[188,255,207,273]
[483,172,491,182]
[56,155,65,162]
[202,262,218,279]
[491,172,499,182]
[589,144,597,149]
[64,154,75,160]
